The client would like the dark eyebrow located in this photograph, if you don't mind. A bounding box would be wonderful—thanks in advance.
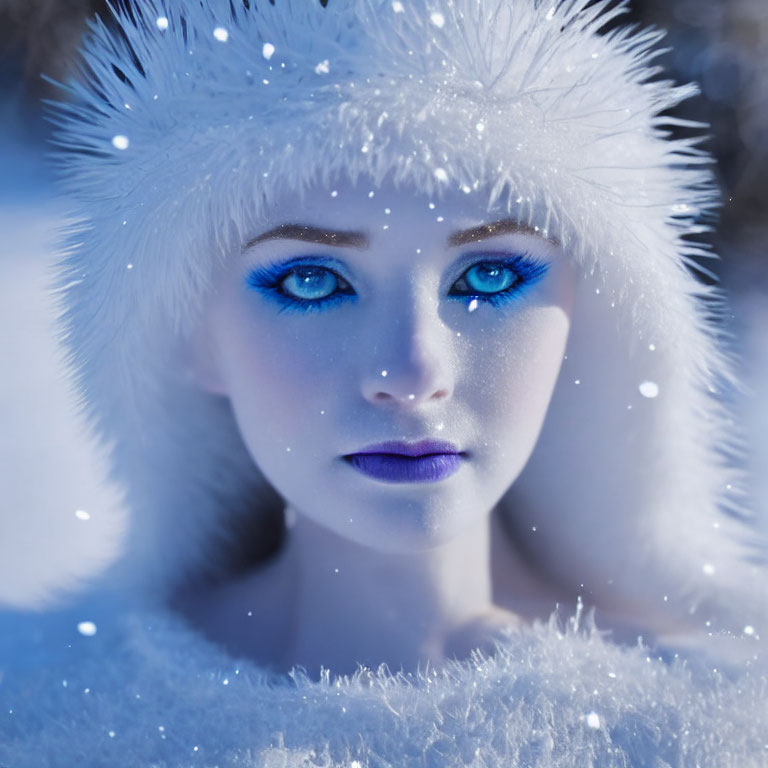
[448,219,558,247]
[243,224,369,251]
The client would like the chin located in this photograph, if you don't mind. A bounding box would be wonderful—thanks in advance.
[328,491,487,554]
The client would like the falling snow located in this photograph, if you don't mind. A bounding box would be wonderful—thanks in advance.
[77,621,98,637]
[639,381,659,399]
[213,27,229,42]
[111,135,130,151]
[430,12,445,28]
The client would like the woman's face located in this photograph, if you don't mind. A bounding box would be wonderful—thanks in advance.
[196,180,577,552]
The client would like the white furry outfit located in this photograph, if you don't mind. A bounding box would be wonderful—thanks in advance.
[0,605,766,767]
[1,0,767,764]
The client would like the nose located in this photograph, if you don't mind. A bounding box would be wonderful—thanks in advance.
[361,299,454,408]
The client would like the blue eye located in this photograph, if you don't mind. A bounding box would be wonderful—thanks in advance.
[463,263,517,293]
[246,259,356,312]
[449,252,549,307]
[281,266,340,300]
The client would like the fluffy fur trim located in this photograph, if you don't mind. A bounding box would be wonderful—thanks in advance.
[49,0,765,627]
[0,605,766,766]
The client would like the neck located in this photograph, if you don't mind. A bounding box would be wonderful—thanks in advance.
[176,505,556,677]
[280,506,510,676]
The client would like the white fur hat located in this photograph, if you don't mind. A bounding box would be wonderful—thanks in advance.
[53,0,765,630]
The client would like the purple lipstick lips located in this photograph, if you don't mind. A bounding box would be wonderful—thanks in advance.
[343,440,464,484]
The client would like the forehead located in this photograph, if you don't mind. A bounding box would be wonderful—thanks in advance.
[260,178,506,244]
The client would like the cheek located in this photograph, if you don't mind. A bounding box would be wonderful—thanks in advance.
[462,304,570,459]
[213,297,356,440]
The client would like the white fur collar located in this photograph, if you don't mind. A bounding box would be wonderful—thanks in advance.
[1,605,765,766]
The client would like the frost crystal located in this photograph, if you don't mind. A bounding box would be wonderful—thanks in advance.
[639,381,659,399]
[111,135,130,151]
[213,27,229,42]
[468,299,479,313]
[315,59,331,75]
[77,621,98,637]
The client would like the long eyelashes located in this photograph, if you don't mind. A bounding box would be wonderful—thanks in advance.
[448,252,549,307]
[245,252,550,313]
[246,257,355,313]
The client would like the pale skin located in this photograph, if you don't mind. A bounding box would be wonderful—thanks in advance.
[179,180,578,676]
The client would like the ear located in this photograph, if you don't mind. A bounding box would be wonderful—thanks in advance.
[186,318,229,396]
